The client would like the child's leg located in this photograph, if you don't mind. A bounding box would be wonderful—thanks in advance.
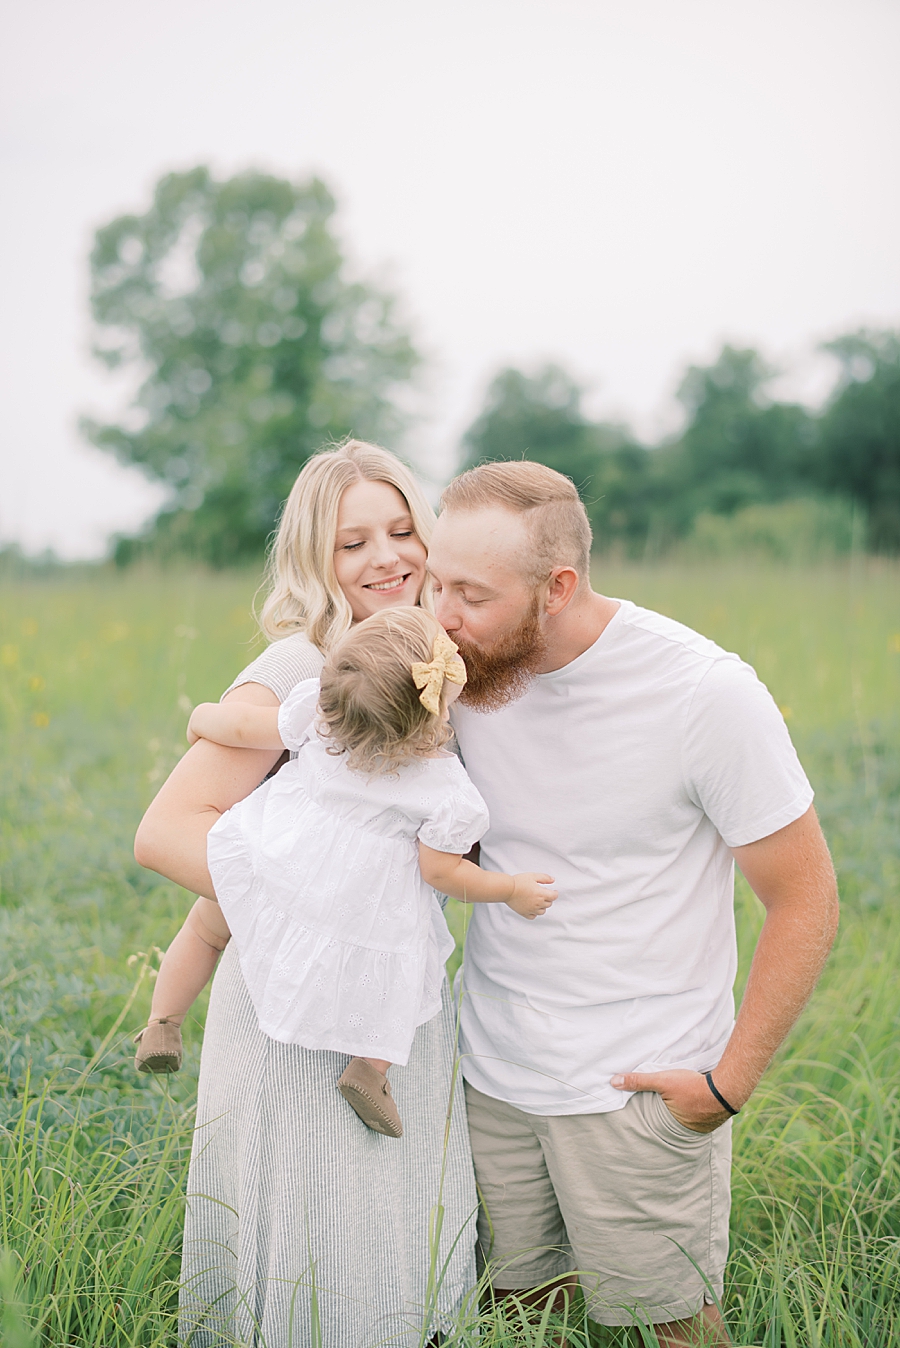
[149,898,231,1026]
[362,1058,391,1075]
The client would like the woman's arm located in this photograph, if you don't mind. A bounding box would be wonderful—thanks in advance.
[187,700,284,750]
[418,843,557,920]
[134,683,284,900]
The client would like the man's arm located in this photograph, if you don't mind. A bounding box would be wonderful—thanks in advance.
[611,804,839,1131]
[134,683,283,900]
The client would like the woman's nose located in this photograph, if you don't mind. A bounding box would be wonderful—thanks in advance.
[370,533,402,568]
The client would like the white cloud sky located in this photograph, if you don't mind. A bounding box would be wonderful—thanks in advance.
[1,0,898,555]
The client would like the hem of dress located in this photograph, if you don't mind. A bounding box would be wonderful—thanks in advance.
[256,994,445,1067]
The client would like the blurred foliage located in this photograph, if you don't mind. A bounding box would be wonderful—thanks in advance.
[0,546,73,581]
[81,162,900,565]
[461,332,900,557]
[660,346,817,532]
[82,167,419,565]
[682,497,857,563]
[817,330,900,552]
[460,366,661,552]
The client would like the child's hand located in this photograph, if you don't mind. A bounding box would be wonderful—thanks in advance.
[186,703,216,746]
[506,874,557,920]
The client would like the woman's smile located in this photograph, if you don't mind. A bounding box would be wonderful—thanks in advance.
[364,573,411,593]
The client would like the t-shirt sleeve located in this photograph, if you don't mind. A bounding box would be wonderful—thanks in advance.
[417,767,490,854]
[276,678,321,751]
[683,657,814,848]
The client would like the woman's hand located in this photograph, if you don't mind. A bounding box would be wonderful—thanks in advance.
[135,683,284,898]
[506,874,558,920]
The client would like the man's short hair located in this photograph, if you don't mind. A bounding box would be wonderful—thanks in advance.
[440,460,593,583]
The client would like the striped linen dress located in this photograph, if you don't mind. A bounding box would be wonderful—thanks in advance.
[179,633,478,1348]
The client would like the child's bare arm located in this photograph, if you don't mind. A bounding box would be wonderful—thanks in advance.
[418,843,557,920]
[187,702,284,750]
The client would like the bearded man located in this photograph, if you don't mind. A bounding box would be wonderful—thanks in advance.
[427,460,838,1347]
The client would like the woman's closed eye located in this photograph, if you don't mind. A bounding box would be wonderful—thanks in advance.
[340,530,412,552]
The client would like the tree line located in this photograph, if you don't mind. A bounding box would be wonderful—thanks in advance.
[462,338,900,557]
[84,167,900,563]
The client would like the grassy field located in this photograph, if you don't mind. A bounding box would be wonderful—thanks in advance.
[1,559,899,1346]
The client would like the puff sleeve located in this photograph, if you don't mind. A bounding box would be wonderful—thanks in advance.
[276,678,321,751]
[418,763,490,855]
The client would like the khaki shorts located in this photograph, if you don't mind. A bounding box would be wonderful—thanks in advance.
[465,1081,732,1327]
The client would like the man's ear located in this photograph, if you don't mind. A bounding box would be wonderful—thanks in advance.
[545,566,581,615]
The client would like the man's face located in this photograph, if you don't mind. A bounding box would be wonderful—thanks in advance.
[428,507,548,710]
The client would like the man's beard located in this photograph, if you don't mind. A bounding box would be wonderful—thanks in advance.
[455,595,548,712]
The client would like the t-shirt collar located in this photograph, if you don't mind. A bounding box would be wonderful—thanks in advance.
[535,598,631,683]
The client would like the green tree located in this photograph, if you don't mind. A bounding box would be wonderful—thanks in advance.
[659,345,817,535]
[816,330,900,552]
[83,167,419,564]
[459,365,654,553]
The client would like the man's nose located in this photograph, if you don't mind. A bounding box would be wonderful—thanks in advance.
[434,592,460,633]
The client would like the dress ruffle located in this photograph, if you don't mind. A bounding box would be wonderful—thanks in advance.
[208,751,466,1065]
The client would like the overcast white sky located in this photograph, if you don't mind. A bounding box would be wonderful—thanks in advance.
[2,0,899,557]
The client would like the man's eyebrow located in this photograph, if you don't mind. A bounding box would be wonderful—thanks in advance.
[425,565,492,590]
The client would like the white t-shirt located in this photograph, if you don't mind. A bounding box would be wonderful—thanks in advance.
[451,599,813,1116]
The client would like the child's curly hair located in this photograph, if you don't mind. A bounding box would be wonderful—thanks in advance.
[318,608,456,775]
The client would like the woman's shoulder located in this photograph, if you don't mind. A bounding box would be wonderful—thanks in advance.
[222,631,325,704]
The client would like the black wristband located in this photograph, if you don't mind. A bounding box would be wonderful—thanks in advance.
[704,1071,739,1116]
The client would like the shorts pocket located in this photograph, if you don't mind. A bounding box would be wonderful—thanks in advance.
[646,1090,711,1145]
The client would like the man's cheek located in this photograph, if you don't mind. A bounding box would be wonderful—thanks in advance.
[471,615,498,643]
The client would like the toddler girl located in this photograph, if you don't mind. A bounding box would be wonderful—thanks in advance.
[134,607,556,1137]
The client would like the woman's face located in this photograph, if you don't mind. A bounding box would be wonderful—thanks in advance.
[333,479,428,622]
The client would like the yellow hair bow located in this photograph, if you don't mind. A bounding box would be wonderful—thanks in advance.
[411,632,467,716]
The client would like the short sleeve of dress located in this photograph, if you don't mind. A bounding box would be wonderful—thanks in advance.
[277,679,321,751]
[221,631,325,704]
[417,762,490,855]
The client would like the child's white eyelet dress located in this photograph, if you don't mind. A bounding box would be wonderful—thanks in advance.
[207,679,489,1065]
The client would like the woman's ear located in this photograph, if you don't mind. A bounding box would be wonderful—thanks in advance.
[545,566,581,616]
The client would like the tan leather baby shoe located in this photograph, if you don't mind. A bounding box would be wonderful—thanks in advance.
[337,1058,403,1137]
[134,1018,183,1074]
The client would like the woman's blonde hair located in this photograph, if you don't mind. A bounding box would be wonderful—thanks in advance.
[318,607,454,775]
[258,440,436,651]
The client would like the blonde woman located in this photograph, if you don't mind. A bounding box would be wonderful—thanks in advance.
[134,443,478,1347]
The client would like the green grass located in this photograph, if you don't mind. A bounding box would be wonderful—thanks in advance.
[1,559,899,1345]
